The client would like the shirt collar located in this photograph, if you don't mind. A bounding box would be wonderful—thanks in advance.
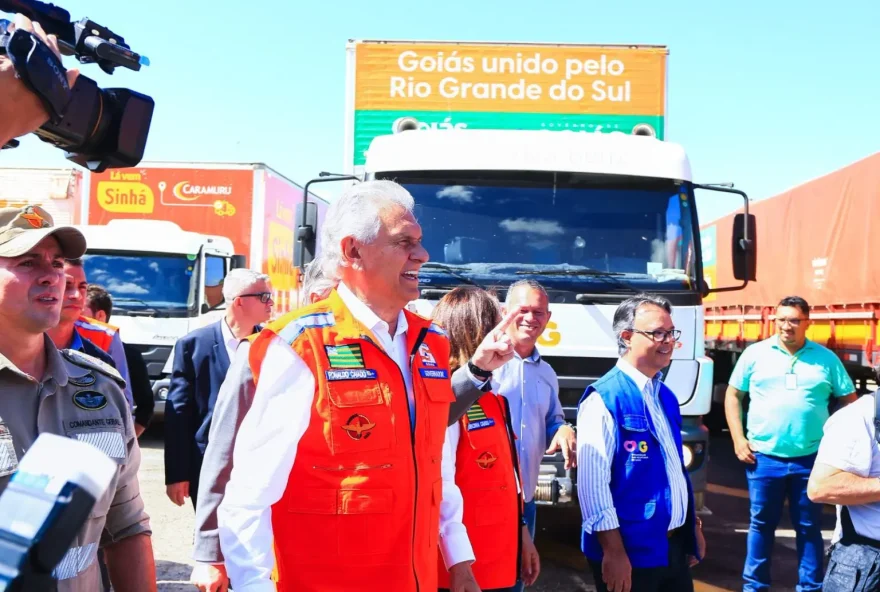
[220,317,237,346]
[70,328,85,351]
[771,337,814,355]
[0,334,69,385]
[337,282,408,339]
[514,347,542,364]
[616,357,660,393]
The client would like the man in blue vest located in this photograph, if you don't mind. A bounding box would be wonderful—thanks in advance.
[576,294,706,592]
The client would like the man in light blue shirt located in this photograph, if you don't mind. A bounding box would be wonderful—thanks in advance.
[492,280,575,591]
[725,295,857,592]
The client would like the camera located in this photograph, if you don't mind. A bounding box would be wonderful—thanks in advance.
[0,0,154,171]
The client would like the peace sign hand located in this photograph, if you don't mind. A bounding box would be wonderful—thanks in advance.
[470,306,524,372]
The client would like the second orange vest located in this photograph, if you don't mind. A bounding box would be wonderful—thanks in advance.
[74,316,118,353]
[248,289,455,592]
[437,392,523,590]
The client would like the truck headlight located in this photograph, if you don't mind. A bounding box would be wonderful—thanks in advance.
[157,387,169,401]
[682,444,694,469]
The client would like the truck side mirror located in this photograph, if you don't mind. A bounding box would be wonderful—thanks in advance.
[295,201,319,268]
[732,213,757,282]
[231,254,247,270]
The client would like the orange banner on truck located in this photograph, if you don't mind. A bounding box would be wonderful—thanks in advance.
[354,43,666,115]
[89,167,255,256]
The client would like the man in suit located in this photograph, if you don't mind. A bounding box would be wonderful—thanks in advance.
[164,268,273,508]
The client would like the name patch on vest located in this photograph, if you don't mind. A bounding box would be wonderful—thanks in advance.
[419,368,448,379]
[467,418,496,431]
[325,369,378,381]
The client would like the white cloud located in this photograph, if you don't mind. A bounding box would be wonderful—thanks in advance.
[499,218,565,236]
[106,280,149,295]
[124,269,138,276]
[436,185,477,203]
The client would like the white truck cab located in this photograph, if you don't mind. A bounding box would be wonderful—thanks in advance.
[75,219,242,418]
[354,128,754,509]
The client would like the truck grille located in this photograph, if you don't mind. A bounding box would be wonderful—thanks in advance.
[130,344,174,379]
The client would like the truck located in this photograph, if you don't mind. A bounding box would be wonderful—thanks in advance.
[301,40,757,510]
[703,152,880,425]
[77,162,329,418]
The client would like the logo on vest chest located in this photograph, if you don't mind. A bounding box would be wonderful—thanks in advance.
[341,414,376,440]
[476,451,497,469]
[72,390,108,411]
[325,344,365,368]
[418,343,437,367]
[624,440,650,462]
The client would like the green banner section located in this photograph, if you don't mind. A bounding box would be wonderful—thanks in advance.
[353,110,665,166]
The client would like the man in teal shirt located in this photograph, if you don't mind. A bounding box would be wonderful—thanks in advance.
[725,296,856,592]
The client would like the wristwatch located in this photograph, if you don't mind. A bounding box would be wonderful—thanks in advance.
[467,359,492,381]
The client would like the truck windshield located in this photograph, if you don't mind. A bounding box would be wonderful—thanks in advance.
[82,251,199,317]
[381,171,699,293]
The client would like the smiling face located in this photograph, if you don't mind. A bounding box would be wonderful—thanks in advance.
[504,284,552,356]
[0,236,65,334]
[623,303,676,375]
[350,205,429,312]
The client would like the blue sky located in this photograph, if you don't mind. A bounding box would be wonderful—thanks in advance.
[3,0,878,222]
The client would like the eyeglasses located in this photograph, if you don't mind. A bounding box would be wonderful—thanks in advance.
[239,292,273,304]
[633,329,682,343]
[776,318,806,327]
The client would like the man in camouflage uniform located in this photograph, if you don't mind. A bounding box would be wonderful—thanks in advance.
[0,205,156,591]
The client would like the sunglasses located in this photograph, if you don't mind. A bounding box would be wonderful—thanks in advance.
[239,292,273,304]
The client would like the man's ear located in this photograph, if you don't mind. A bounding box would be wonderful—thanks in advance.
[340,237,362,269]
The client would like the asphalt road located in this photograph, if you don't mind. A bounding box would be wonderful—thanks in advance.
[139,428,837,591]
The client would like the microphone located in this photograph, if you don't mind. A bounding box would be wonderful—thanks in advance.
[0,433,116,591]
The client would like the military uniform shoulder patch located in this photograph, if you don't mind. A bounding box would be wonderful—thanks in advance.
[62,349,126,387]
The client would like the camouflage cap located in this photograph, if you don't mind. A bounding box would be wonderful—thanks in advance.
[0,205,86,258]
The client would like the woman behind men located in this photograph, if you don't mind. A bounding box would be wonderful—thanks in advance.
[433,287,541,592]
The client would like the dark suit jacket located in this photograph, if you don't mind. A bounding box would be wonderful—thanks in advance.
[164,320,259,487]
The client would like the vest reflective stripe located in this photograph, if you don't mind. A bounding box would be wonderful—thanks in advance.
[74,317,118,353]
[437,392,521,590]
[249,289,454,592]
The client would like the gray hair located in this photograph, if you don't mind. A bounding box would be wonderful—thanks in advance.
[612,293,673,355]
[504,279,548,309]
[222,268,270,304]
[318,180,416,282]
[300,254,337,306]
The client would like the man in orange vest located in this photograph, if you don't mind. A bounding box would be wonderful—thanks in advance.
[217,181,520,592]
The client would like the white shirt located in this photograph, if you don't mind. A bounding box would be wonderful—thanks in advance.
[219,318,240,362]
[576,358,689,534]
[815,394,880,543]
[217,282,473,592]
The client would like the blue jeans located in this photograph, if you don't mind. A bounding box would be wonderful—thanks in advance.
[743,452,824,592]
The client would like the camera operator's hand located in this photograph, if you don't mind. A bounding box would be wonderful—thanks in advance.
[0,14,79,146]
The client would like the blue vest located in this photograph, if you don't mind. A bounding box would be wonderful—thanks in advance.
[578,366,698,568]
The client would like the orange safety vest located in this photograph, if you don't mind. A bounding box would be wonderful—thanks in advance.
[248,288,455,592]
[437,393,523,590]
[74,316,119,353]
